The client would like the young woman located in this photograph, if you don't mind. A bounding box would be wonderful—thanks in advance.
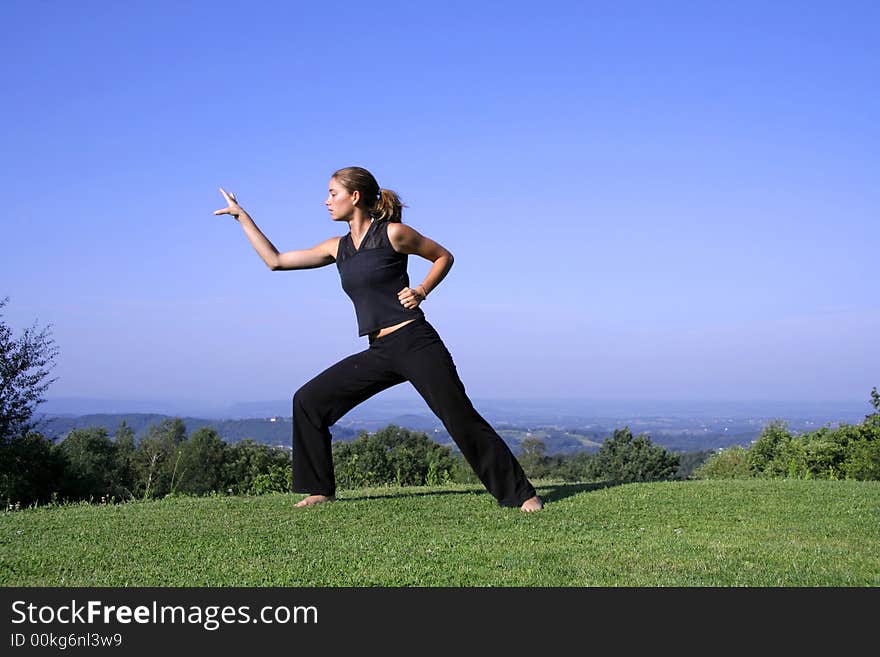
[214,167,543,512]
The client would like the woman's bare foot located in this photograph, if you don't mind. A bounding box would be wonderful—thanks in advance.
[520,495,543,512]
[294,494,335,508]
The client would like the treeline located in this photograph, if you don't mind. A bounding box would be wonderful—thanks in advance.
[695,388,880,481]
[332,425,684,487]
[1,418,688,507]
[1,419,292,507]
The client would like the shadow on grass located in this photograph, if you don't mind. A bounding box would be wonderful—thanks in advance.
[536,481,618,504]
[338,487,484,503]
[331,481,617,505]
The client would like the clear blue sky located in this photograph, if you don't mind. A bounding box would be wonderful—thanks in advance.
[2,1,878,411]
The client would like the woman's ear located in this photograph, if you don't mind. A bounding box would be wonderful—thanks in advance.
[351,189,361,206]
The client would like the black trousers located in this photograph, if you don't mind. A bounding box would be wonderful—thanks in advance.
[291,316,537,507]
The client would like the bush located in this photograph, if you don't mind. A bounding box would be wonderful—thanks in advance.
[747,420,793,476]
[693,446,751,479]
[587,427,679,483]
[225,439,291,495]
[250,463,292,495]
[332,425,456,489]
[53,427,120,501]
[842,441,880,480]
[0,432,65,506]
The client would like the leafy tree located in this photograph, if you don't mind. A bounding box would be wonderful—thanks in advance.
[135,417,188,498]
[53,427,119,500]
[676,449,716,479]
[0,297,59,442]
[841,388,880,480]
[842,439,880,480]
[519,437,549,478]
[553,451,596,482]
[225,439,291,494]
[693,446,751,479]
[746,420,793,477]
[112,421,138,500]
[175,427,229,494]
[333,425,455,489]
[0,431,65,506]
[249,463,293,494]
[588,427,679,483]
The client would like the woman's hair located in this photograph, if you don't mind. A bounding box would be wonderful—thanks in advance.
[332,166,406,222]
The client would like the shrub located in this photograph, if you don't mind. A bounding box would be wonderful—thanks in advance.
[587,427,679,483]
[693,446,751,479]
[250,463,292,495]
[332,425,456,489]
[0,432,65,506]
[842,440,880,480]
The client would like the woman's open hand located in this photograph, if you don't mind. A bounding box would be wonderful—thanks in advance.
[214,188,244,220]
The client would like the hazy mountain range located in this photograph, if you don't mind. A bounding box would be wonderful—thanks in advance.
[35,395,873,455]
[40,395,871,423]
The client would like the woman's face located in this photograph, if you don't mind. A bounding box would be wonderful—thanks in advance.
[325,177,358,221]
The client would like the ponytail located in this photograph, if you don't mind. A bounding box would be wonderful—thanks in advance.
[373,188,405,223]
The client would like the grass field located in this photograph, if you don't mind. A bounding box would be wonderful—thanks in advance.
[1,479,878,586]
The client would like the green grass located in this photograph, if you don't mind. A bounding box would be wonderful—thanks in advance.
[1,479,878,586]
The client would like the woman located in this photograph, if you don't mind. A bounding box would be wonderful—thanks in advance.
[214,167,543,512]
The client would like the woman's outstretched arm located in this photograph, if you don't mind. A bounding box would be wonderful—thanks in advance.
[214,188,338,270]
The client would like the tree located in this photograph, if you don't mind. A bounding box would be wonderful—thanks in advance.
[588,427,680,483]
[868,386,880,419]
[175,427,229,495]
[519,437,549,478]
[135,418,188,498]
[112,421,139,500]
[53,427,119,501]
[225,439,291,495]
[0,297,59,442]
[333,425,455,489]
[0,431,65,506]
[746,420,794,476]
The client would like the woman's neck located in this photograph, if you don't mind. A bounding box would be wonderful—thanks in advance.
[348,214,373,243]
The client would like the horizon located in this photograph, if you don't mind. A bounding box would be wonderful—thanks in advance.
[38,392,875,424]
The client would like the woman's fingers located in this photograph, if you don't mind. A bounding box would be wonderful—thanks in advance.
[216,188,241,217]
[398,287,421,308]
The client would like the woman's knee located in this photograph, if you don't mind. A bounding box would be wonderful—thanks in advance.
[293,383,325,419]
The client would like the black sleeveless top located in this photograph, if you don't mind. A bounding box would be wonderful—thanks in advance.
[336,220,424,336]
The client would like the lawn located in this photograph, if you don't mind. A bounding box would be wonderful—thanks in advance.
[2,479,877,586]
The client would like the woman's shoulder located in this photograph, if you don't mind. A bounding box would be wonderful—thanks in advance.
[325,234,344,250]
[325,234,345,260]
[385,221,421,242]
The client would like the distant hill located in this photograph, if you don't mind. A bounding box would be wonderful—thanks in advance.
[34,392,874,456]
[33,411,760,455]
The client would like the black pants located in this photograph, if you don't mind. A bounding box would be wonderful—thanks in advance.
[291,316,537,507]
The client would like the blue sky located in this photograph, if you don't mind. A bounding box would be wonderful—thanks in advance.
[2,1,878,412]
